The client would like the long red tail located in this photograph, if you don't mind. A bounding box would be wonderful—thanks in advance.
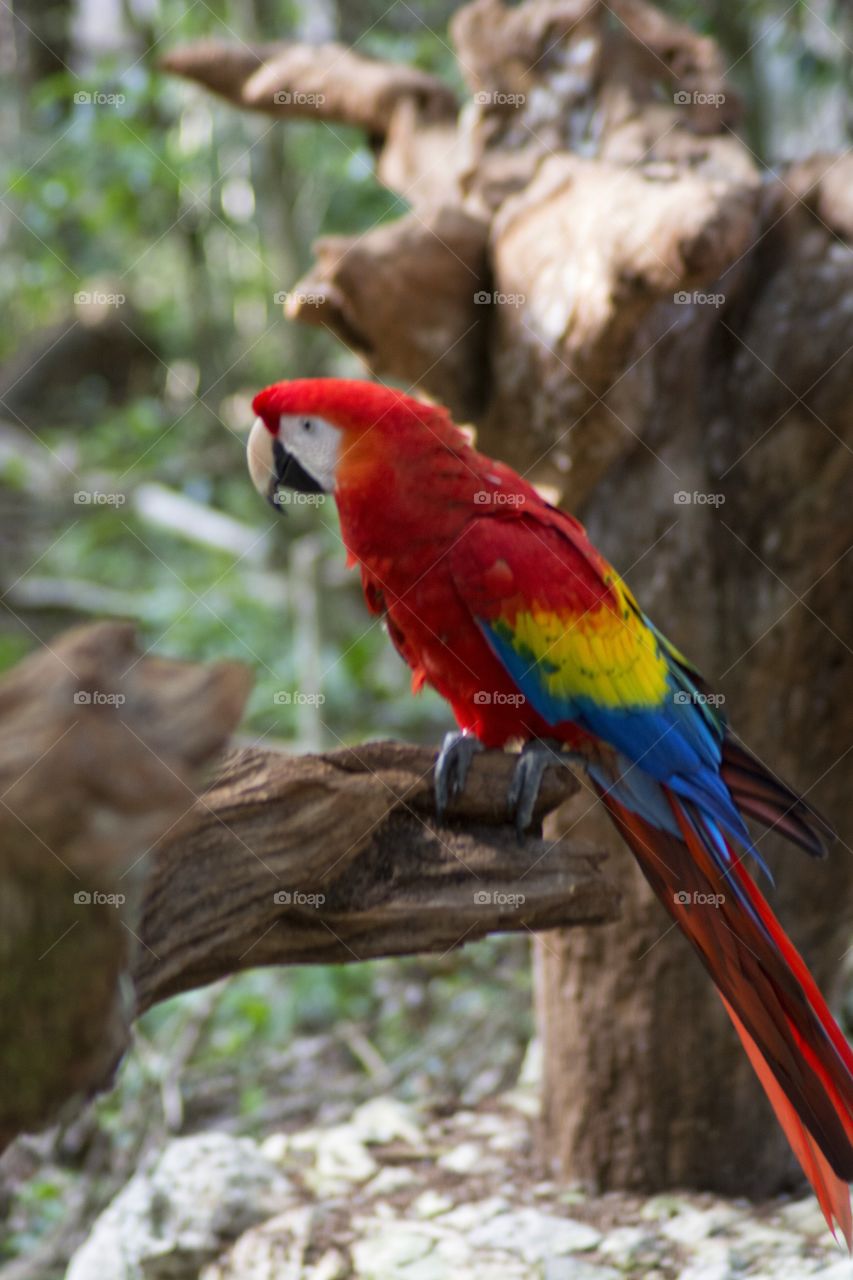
[598,786,853,1247]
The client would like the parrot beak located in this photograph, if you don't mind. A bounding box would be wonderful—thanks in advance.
[247,416,327,511]
[247,417,280,507]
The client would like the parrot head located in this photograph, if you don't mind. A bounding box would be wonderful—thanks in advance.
[247,377,475,513]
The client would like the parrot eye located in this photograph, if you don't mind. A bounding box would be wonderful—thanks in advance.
[301,418,314,433]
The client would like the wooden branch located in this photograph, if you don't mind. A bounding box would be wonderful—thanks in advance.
[287,207,491,421]
[776,152,853,241]
[0,626,617,1148]
[135,742,618,1012]
[161,40,457,138]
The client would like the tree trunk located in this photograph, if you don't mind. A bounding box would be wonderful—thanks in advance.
[163,0,853,1196]
[535,169,853,1194]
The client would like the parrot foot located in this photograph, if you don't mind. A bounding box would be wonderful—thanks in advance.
[434,730,484,819]
[508,738,575,838]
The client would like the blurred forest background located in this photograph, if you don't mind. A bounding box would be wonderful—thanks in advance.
[0,0,851,1271]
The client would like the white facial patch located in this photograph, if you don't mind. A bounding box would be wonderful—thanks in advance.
[277,413,341,492]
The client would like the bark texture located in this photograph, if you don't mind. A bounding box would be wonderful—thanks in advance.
[164,0,853,1195]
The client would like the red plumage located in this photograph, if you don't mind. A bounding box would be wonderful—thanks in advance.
[252,377,853,1244]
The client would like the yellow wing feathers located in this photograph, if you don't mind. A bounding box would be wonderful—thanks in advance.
[501,576,671,710]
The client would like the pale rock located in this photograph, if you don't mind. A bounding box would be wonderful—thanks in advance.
[298,1123,378,1192]
[640,1193,693,1221]
[806,1260,853,1279]
[433,1233,474,1265]
[660,1204,741,1245]
[463,1265,529,1280]
[352,1224,435,1274]
[468,1207,602,1262]
[201,1206,315,1278]
[66,1132,293,1280]
[728,1222,804,1261]
[413,1190,453,1218]
[676,1240,734,1280]
[370,1200,398,1222]
[746,1262,826,1280]
[440,1197,510,1231]
[390,1253,453,1280]
[465,1113,507,1137]
[437,1141,499,1175]
[777,1197,829,1236]
[366,1166,419,1197]
[544,1261,621,1280]
[448,1109,479,1128]
[308,1248,351,1280]
[488,1127,529,1153]
[351,1097,424,1147]
[259,1132,291,1164]
[598,1224,659,1265]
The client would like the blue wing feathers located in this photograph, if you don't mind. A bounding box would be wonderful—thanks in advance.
[480,613,774,881]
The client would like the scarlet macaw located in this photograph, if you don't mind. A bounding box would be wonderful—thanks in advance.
[247,377,853,1244]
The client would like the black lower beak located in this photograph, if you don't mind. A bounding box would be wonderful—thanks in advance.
[268,439,326,508]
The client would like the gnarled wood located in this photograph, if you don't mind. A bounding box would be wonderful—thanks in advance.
[135,741,616,1012]
[0,626,616,1151]
[286,208,491,421]
[161,40,457,139]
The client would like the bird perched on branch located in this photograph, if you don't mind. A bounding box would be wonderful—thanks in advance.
[248,376,853,1246]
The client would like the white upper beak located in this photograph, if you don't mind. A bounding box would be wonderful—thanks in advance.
[247,417,277,499]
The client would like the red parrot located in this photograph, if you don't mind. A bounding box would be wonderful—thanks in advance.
[247,376,853,1245]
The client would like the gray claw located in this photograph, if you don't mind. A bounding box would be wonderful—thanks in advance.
[434,730,484,818]
[508,738,570,837]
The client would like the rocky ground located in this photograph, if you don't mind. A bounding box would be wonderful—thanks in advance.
[63,1050,852,1280]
